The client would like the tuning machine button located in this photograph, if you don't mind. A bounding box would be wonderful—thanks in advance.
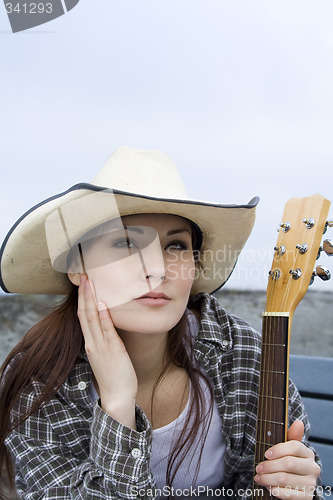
[324,220,333,234]
[289,268,302,280]
[269,269,281,280]
[317,239,333,259]
[303,218,315,229]
[296,243,308,254]
[274,245,286,256]
[279,222,291,233]
[310,265,331,285]
[322,239,333,256]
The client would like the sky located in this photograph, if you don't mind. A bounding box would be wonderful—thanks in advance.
[0,0,333,297]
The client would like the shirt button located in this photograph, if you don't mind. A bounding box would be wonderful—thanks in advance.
[131,448,142,459]
[222,340,229,349]
[78,381,87,391]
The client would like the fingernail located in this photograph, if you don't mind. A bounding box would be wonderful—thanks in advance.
[97,302,106,311]
[256,464,264,473]
[254,475,261,484]
[265,449,273,459]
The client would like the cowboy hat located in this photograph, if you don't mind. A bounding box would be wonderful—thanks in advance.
[0,146,259,295]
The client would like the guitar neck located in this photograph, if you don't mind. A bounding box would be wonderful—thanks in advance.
[252,194,331,499]
[253,313,291,499]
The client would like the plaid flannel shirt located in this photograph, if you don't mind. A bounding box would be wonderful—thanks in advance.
[5,293,319,499]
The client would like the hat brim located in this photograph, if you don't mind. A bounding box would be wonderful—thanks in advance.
[0,183,259,295]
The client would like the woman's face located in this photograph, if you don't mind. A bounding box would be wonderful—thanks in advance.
[73,214,196,335]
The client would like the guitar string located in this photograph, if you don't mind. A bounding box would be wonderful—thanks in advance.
[254,242,279,495]
[260,249,279,471]
[255,229,294,488]
[266,241,299,455]
[266,254,277,459]
[261,237,293,470]
[255,238,287,495]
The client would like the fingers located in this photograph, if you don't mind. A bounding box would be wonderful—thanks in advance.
[77,275,98,347]
[77,275,126,355]
[255,457,319,484]
[77,275,115,350]
[257,452,315,476]
[255,440,321,500]
[264,439,314,461]
[287,420,305,442]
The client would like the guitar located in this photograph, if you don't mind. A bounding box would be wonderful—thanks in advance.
[253,194,332,499]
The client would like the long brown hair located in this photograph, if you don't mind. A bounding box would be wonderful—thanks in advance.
[0,287,82,498]
[0,285,213,499]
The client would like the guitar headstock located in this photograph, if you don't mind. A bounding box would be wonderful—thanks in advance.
[266,194,331,315]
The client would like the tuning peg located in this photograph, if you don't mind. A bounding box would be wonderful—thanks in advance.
[324,220,333,234]
[279,222,291,232]
[310,265,331,285]
[296,243,308,254]
[289,268,302,280]
[274,245,286,256]
[322,239,333,256]
[317,239,333,259]
[303,218,315,229]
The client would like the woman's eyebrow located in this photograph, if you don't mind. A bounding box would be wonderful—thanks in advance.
[166,228,191,236]
[123,226,144,234]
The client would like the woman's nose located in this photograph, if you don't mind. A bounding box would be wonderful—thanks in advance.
[145,272,166,282]
[140,235,165,285]
[143,259,166,287]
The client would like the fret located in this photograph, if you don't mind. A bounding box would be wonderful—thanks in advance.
[255,441,275,448]
[258,418,284,426]
[261,369,285,374]
[262,343,286,347]
[259,394,285,401]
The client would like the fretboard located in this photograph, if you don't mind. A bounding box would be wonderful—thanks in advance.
[253,313,290,499]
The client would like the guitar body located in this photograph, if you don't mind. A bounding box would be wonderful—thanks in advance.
[253,194,331,499]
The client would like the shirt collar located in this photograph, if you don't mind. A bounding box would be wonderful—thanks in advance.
[188,292,233,353]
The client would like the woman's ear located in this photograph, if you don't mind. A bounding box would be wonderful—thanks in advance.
[67,272,81,286]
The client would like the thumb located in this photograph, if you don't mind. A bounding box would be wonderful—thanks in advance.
[287,419,304,442]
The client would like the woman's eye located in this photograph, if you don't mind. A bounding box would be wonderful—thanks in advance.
[166,241,188,251]
[112,238,139,249]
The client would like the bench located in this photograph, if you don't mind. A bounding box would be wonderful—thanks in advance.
[289,354,333,498]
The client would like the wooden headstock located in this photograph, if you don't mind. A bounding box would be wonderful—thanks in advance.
[265,194,331,316]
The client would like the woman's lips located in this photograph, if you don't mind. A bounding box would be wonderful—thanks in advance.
[135,292,171,306]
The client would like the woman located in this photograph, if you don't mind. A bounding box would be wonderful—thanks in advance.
[0,146,320,499]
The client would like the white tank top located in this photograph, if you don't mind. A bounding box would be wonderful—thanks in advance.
[150,376,225,491]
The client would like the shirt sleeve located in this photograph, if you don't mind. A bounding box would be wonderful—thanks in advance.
[5,398,157,500]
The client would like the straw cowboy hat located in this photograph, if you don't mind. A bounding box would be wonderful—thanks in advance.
[0,146,259,295]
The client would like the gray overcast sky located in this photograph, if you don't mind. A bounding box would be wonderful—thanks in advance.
[0,0,333,294]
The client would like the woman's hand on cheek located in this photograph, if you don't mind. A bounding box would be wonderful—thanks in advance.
[77,274,138,429]
[254,421,321,499]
